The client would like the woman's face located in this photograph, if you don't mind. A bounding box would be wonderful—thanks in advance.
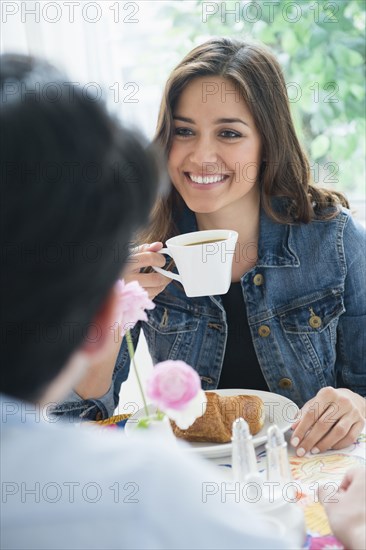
[168,76,262,217]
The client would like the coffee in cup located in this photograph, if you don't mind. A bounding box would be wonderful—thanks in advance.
[152,229,238,297]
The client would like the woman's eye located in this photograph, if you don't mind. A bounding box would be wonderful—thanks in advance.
[220,130,242,139]
[174,127,193,137]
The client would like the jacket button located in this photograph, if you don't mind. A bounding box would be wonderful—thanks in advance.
[253,274,264,286]
[309,315,322,329]
[278,377,292,389]
[258,325,271,337]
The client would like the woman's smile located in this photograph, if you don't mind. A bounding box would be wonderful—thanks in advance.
[184,171,230,189]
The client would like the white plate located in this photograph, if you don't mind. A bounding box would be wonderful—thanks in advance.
[125,389,298,459]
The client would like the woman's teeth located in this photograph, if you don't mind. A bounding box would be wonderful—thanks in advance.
[188,174,226,184]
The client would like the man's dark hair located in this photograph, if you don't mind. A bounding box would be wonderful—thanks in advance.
[0,54,160,402]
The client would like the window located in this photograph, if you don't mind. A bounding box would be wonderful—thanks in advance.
[2,0,364,223]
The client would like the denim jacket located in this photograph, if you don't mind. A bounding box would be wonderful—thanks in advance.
[55,204,366,420]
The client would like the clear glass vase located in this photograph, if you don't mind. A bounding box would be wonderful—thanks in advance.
[129,412,177,444]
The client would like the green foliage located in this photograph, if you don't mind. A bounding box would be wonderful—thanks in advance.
[156,0,365,197]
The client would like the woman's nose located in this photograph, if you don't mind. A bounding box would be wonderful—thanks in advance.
[188,136,218,166]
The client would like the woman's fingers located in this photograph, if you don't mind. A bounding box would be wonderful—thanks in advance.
[123,271,171,299]
[124,249,167,276]
[145,241,165,253]
[291,405,335,456]
[290,387,364,455]
[290,393,326,453]
[128,272,168,288]
[330,419,365,450]
[296,415,356,456]
[121,242,172,300]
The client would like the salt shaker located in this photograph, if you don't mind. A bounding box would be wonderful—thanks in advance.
[260,424,306,547]
[231,417,258,481]
[266,425,293,485]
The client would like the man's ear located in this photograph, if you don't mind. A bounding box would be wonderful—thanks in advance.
[81,285,119,356]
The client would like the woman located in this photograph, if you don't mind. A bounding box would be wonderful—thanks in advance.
[59,37,366,455]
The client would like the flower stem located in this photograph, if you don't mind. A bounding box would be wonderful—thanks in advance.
[125,329,149,418]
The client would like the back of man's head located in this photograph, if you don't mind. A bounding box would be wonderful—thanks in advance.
[0,54,159,402]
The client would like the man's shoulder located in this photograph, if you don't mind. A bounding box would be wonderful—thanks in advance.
[2,418,200,482]
[2,421,289,550]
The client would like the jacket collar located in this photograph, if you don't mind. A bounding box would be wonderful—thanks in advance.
[257,207,300,267]
[176,201,300,269]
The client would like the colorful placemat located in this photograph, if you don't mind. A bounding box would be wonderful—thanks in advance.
[95,413,131,428]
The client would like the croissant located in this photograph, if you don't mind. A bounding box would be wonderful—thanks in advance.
[171,392,264,443]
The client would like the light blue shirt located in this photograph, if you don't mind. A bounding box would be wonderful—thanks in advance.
[1,394,289,550]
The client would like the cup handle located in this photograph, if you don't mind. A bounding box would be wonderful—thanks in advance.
[152,249,182,282]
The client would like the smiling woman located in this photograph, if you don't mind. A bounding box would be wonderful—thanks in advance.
[168,76,261,221]
[58,37,366,460]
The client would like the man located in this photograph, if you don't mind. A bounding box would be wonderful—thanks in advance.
[0,54,363,550]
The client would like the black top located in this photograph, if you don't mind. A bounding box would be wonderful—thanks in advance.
[218,282,269,391]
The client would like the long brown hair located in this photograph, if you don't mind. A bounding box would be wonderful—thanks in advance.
[138,37,348,245]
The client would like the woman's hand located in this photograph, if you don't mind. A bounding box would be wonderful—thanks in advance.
[122,242,172,300]
[290,387,365,456]
[319,466,366,550]
[74,248,171,401]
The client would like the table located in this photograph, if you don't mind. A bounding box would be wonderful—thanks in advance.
[97,415,366,549]
[208,427,366,550]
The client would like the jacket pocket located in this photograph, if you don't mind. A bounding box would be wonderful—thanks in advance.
[280,290,345,334]
[143,304,200,364]
[146,303,199,334]
[279,290,345,374]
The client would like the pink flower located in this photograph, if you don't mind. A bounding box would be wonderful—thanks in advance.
[147,361,200,410]
[114,281,206,430]
[115,279,155,336]
[146,360,207,430]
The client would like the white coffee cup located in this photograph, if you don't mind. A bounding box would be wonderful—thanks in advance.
[152,229,238,297]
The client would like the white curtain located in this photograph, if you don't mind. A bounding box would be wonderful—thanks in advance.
[0,1,180,139]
